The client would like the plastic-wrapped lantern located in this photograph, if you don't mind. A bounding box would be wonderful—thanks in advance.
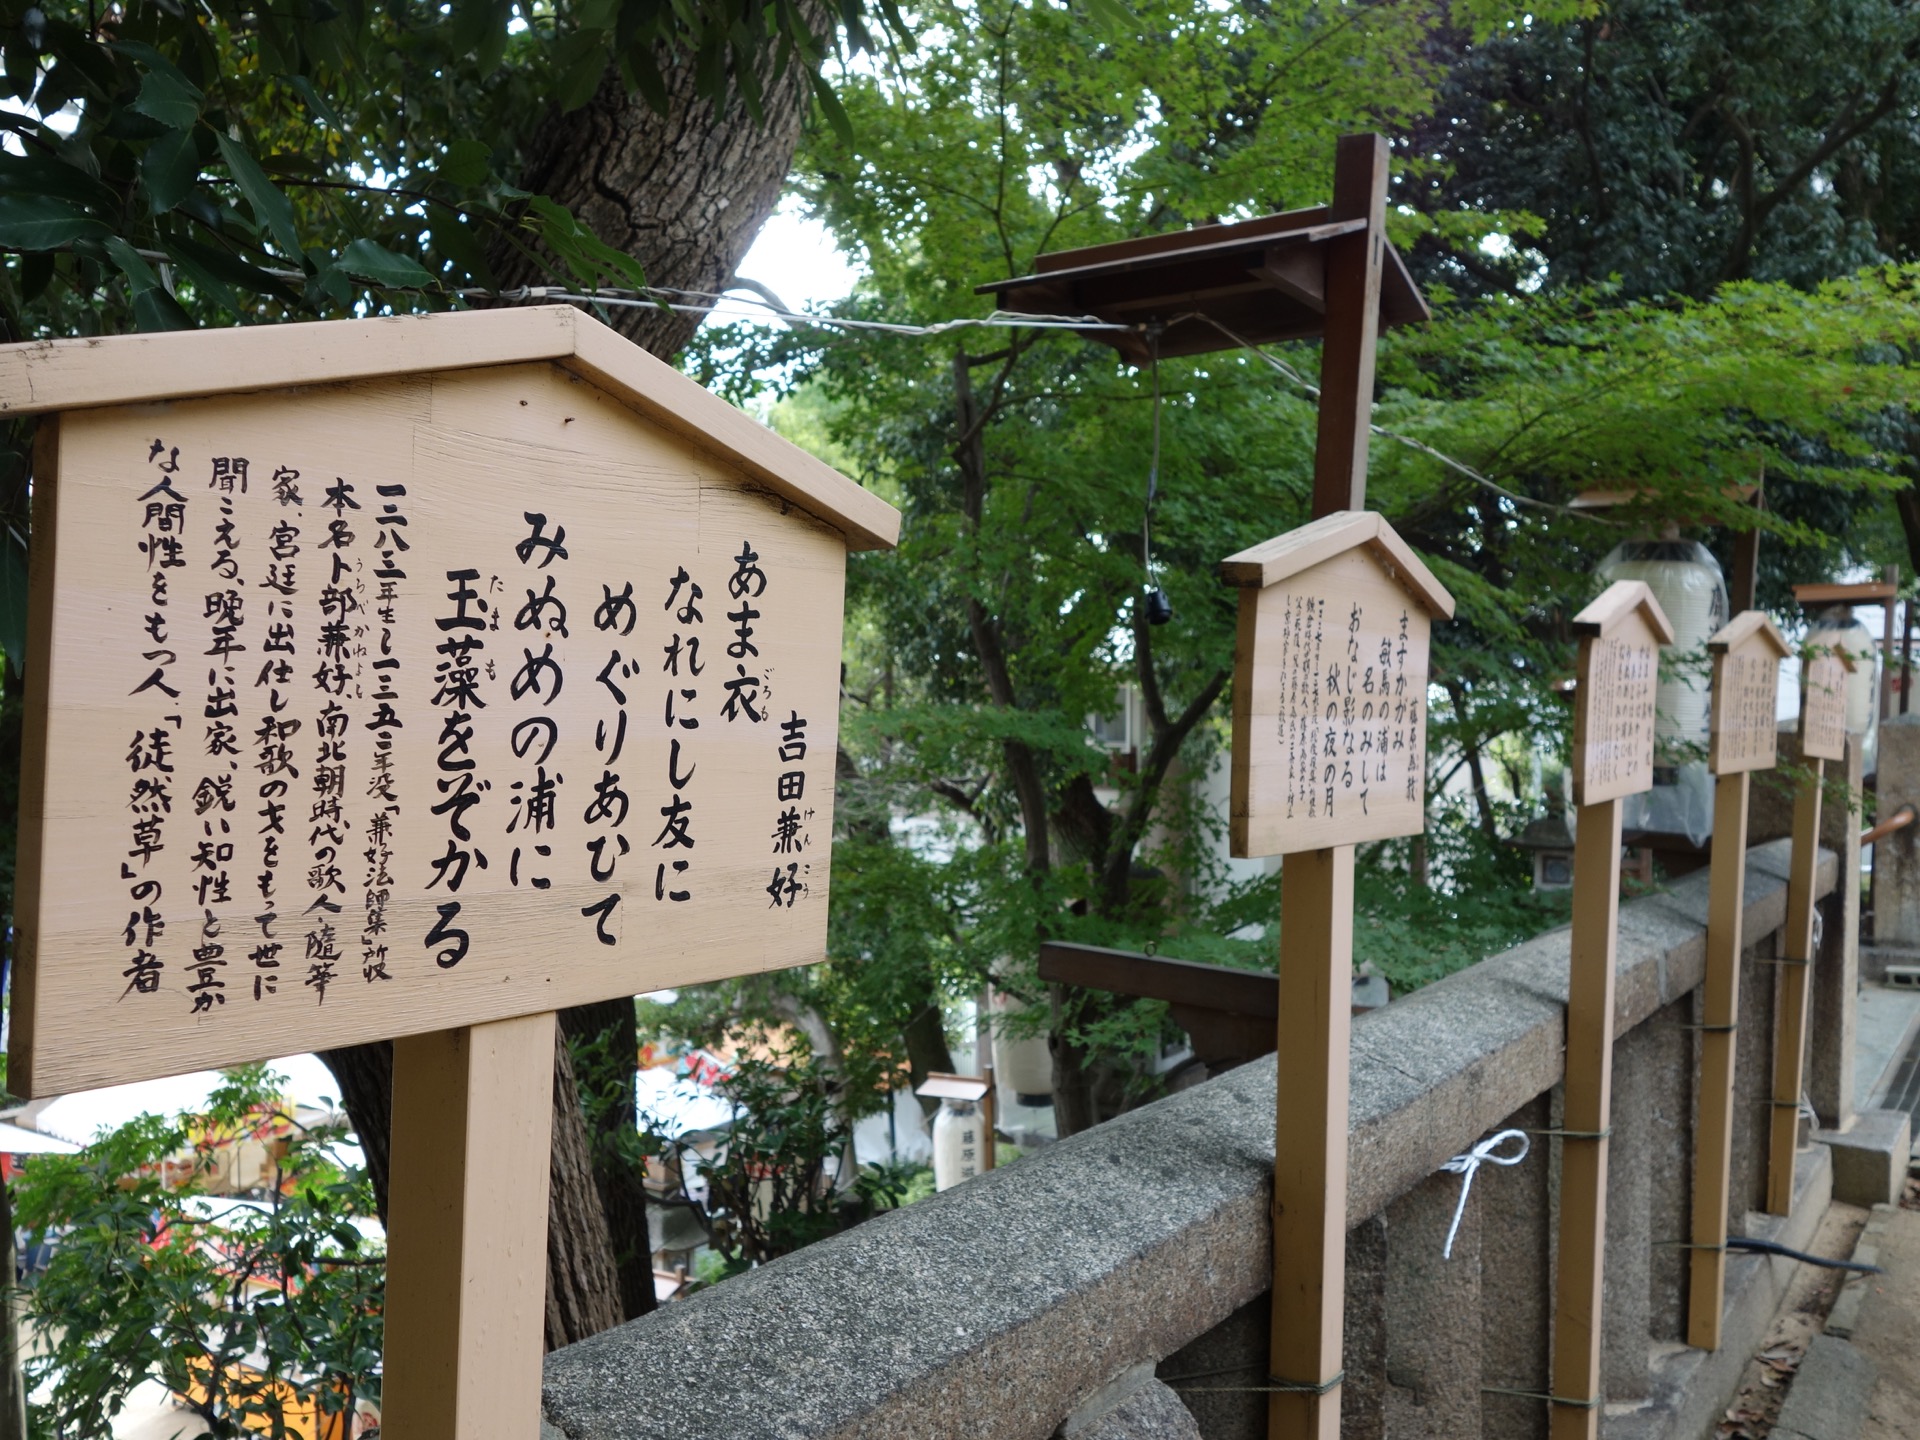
[1596,539,1728,846]
[1803,604,1881,743]
[989,990,1056,1107]
[917,1073,991,1191]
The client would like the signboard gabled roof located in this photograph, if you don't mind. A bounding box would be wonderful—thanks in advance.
[1707,611,1791,658]
[0,304,901,552]
[1218,510,1455,620]
[1571,580,1677,645]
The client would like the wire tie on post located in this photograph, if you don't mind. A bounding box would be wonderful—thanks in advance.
[1677,1022,1739,1033]
[1161,1368,1344,1395]
[1525,1126,1611,1140]
[1758,956,1810,966]
[1438,1129,1530,1259]
[1652,1240,1725,1251]
[1482,1387,1604,1410]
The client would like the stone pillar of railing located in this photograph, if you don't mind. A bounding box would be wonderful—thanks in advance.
[1380,1171,1484,1434]
[1479,1094,1553,1440]
[1642,994,1695,1346]
[1602,1026,1657,1403]
[1810,734,1866,1127]
[1730,929,1781,1217]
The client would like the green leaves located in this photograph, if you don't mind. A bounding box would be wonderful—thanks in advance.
[214,132,302,260]
[0,192,106,249]
[141,126,201,213]
[129,65,202,129]
[335,236,433,289]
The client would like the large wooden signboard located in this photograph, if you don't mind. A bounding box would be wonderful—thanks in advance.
[9,308,897,1100]
[3,308,900,1437]
[1553,580,1672,1440]
[1689,611,1788,1350]
[1800,647,1850,761]
[1223,510,1454,856]
[1569,585,1667,805]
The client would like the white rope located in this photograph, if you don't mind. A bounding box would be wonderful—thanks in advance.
[1438,1129,1531,1259]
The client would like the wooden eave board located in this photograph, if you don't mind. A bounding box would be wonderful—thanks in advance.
[1792,580,1896,605]
[1571,580,1677,645]
[979,217,1429,353]
[1707,611,1789,658]
[15,361,854,1095]
[916,1073,990,1102]
[0,306,900,553]
[1219,510,1454,619]
[1031,207,1335,273]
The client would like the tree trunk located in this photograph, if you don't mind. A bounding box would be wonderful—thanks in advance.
[902,992,956,1120]
[559,1000,658,1323]
[545,1035,626,1350]
[320,15,830,1345]
[491,7,827,358]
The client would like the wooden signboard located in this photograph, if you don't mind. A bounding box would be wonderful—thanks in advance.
[1688,611,1788,1350]
[1569,585,1665,805]
[2,306,900,1437]
[1220,510,1453,1440]
[1800,648,1849,762]
[1224,510,1453,857]
[1766,641,1857,1216]
[1553,580,1673,1439]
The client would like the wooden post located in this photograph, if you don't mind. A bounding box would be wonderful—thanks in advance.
[1220,514,1453,1440]
[1553,581,1672,1435]
[1552,796,1623,1439]
[1311,133,1389,518]
[1766,760,1823,1215]
[382,1013,558,1439]
[1688,612,1787,1348]
[1269,844,1354,1440]
[1882,564,1901,721]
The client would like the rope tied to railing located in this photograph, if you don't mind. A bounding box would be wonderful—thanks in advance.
[1438,1129,1531,1259]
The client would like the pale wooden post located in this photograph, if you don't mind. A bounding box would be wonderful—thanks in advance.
[383,1012,557,1437]
[1767,645,1853,1213]
[1220,513,1454,1440]
[0,307,901,1421]
[1686,612,1789,1349]
[1554,581,1673,1438]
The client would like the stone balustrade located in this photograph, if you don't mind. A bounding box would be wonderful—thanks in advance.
[541,837,1848,1440]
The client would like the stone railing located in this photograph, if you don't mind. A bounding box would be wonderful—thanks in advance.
[540,836,1853,1440]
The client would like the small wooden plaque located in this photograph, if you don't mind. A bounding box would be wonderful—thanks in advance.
[1571,581,1675,806]
[1799,646,1852,761]
[1707,612,1789,775]
[1222,512,1454,857]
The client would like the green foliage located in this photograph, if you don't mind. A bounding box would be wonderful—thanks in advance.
[13,1064,382,1438]
[1406,0,1920,299]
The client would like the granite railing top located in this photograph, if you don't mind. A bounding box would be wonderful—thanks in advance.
[542,838,1833,1440]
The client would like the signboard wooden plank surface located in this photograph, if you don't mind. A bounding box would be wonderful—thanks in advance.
[1800,648,1851,761]
[1707,612,1789,775]
[16,361,851,1096]
[1570,583,1674,806]
[1223,511,1452,858]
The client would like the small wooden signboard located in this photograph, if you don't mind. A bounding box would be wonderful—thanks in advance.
[1224,511,1452,857]
[1766,641,1856,1215]
[1221,510,1453,1440]
[1688,611,1789,1350]
[2,307,900,1436]
[1553,580,1673,1439]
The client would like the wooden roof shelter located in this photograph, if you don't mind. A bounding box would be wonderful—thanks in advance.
[979,207,1429,365]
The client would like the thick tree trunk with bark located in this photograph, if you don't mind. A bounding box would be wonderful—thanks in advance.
[320,20,829,1348]
[493,14,825,357]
